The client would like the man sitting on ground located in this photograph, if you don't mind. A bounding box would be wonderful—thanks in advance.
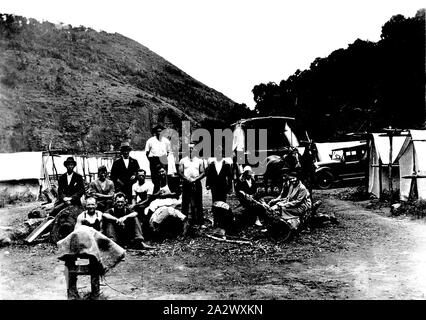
[240,172,311,234]
[235,165,262,227]
[88,165,115,212]
[103,192,154,250]
[74,197,103,232]
[144,166,181,217]
[130,169,154,216]
[267,172,312,218]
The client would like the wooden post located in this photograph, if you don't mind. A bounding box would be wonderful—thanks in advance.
[388,134,393,194]
[65,257,101,300]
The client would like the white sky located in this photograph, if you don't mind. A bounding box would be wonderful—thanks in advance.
[2,0,425,109]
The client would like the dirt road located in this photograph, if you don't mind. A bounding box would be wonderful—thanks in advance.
[1,189,426,300]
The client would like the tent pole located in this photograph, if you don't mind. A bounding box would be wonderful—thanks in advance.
[366,135,370,191]
[388,133,393,195]
[379,158,383,200]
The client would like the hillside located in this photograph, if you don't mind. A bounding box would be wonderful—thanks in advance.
[0,14,236,153]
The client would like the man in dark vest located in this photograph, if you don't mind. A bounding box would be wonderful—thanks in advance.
[110,142,140,204]
[206,145,233,203]
[49,157,85,217]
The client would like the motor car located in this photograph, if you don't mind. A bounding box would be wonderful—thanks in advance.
[314,143,368,189]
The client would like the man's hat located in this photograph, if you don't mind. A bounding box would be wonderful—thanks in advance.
[63,157,77,167]
[288,171,299,178]
[243,165,252,173]
[120,142,132,151]
[151,124,165,134]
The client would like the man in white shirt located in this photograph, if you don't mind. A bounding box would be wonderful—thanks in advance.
[130,169,154,217]
[178,143,205,227]
[145,125,171,191]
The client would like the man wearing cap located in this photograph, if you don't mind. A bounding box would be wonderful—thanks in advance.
[145,125,171,192]
[88,165,115,212]
[49,157,85,217]
[178,142,205,227]
[235,165,262,227]
[110,142,140,204]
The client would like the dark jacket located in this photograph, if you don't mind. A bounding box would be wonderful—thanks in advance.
[110,157,140,193]
[57,172,85,206]
[235,177,256,196]
[206,161,232,201]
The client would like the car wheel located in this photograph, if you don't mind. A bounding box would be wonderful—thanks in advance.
[316,170,335,189]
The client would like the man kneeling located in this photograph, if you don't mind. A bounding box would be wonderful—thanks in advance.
[103,192,154,250]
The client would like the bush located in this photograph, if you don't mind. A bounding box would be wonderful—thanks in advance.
[392,200,426,218]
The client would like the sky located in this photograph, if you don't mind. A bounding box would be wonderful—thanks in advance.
[2,0,425,109]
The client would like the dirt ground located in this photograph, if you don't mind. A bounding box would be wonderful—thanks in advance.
[1,187,426,300]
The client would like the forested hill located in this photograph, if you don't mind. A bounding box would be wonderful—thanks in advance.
[0,14,239,153]
[252,9,426,142]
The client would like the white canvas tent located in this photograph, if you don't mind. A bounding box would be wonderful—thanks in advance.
[395,130,426,201]
[0,152,44,203]
[368,133,407,199]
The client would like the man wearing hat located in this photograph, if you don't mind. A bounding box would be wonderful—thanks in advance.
[49,157,85,217]
[110,142,140,204]
[267,171,311,217]
[235,165,262,227]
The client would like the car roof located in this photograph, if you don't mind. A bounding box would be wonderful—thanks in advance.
[231,116,295,127]
[331,143,367,152]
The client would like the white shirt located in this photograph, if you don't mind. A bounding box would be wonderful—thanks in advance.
[132,180,154,203]
[67,172,74,185]
[213,159,224,175]
[145,136,170,157]
[179,156,203,179]
[122,158,129,168]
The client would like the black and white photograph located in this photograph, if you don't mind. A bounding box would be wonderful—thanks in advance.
[0,0,425,307]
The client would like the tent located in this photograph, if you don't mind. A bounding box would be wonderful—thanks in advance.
[0,152,43,204]
[368,133,407,199]
[0,150,180,202]
[395,130,426,201]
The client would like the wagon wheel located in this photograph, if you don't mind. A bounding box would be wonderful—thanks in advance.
[50,205,82,243]
[316,170,335,189]
[268,220,294,242]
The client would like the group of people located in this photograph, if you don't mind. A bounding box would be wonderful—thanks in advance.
[49,124,314,248]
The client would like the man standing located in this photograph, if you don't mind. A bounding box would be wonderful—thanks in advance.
[50,157,85,217]
[103,192,154,250]
[88,165,115,212]
[145,125,171,192]
[178,143,205,227]
[110,142,140,204]
[206,145,233,203]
